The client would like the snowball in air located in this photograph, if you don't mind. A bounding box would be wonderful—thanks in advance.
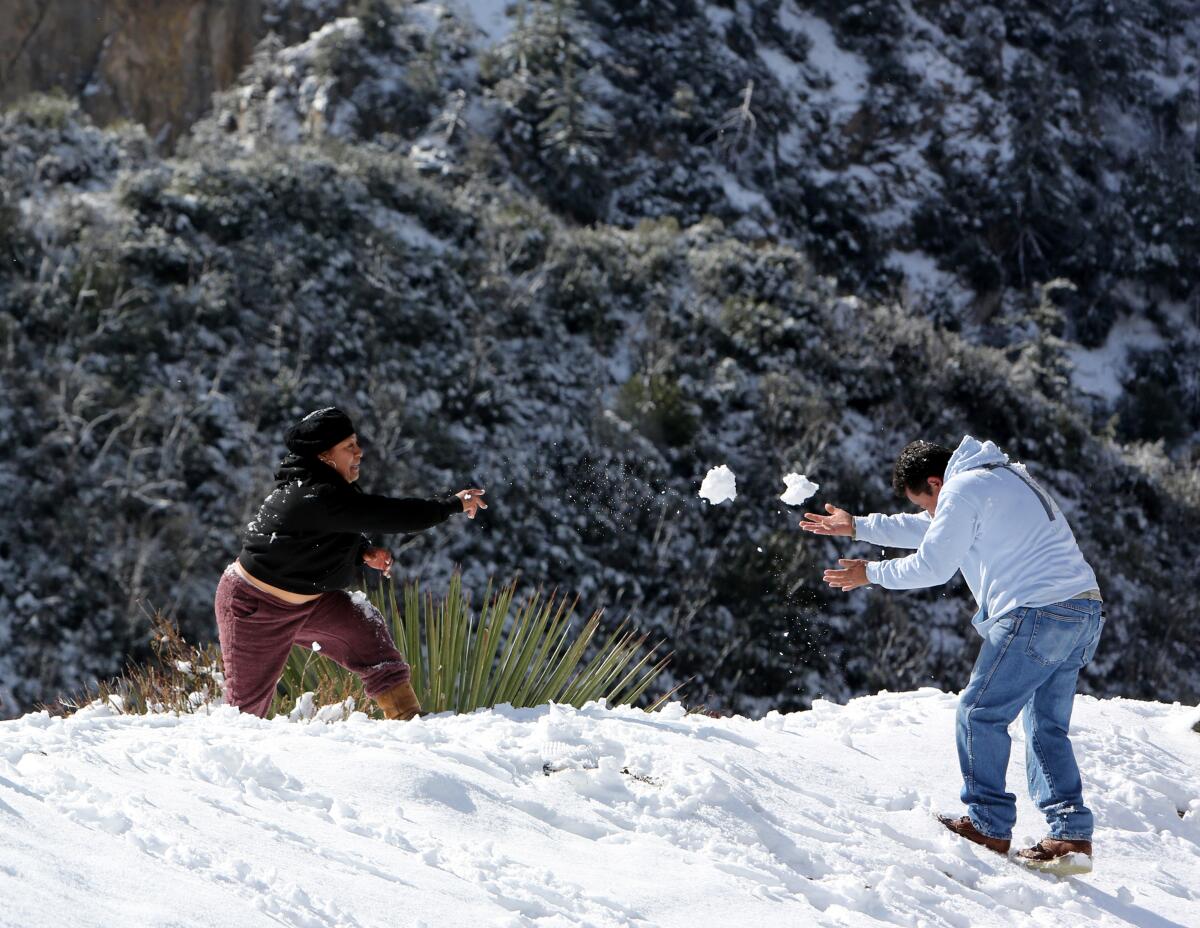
[699,465,737,505]
[780,473,819,506]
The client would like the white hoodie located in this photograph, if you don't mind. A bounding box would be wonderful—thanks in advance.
[857,436,1100,636]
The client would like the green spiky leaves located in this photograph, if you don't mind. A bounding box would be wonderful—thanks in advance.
[273,574,678,718]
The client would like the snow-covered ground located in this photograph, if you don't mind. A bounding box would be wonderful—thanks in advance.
[1,691,1197,927]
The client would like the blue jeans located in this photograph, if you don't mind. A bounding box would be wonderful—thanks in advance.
[956,599,1104,841]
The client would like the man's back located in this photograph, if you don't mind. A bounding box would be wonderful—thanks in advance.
[864,436,1099,633]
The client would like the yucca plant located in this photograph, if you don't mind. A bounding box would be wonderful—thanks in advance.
[382,573,676,713]
[274,573,678,717]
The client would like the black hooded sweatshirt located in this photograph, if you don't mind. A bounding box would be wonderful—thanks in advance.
[237,454,461,594]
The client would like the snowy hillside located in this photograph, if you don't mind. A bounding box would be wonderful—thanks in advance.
[2,691,1198,927]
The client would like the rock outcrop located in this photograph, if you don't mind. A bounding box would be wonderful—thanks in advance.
[1,0,268,146]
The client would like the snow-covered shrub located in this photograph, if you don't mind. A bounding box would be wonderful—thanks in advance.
[0,191,25,267]
[1118,349,1196,444]
[4,91,77,131]
[481,0,612,221]
[46,611,225,717]
[616,370,698,449]
[540,227,631,346]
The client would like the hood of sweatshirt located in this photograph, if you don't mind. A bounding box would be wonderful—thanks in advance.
[944,435,1009,482]
[275,452,351,488]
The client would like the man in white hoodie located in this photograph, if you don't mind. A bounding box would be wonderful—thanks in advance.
[801,436,1104,875]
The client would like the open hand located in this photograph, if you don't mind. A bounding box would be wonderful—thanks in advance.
[823,558,871,592]
[457,488,488,519]
[362,546,393,576]
[801,503,854,536]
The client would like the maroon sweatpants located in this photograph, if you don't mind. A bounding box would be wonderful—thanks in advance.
[214,563,411,718]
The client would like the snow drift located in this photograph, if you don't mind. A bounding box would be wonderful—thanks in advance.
[1,691,1197,927]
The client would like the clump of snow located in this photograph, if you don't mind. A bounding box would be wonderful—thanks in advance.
[288,691,317,721]
[715,167,774,217]
[778,4,870,117]
[780,473,819,506]
[349,589,387,627]
[887,249,971,313]
[1,692,1197,926]
[280,17,364,68]
[441,0,517,45]
[367,205,449,253]
[1066,313,1168,404]
[704,5,735,30]
[698,465,737,504]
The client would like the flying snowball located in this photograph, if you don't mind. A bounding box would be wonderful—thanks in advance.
[699,465,737,505]
[780,473,819,506]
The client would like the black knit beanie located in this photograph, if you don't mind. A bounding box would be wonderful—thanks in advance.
[285,407,357,456]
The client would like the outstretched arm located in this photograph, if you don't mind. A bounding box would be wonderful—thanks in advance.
[801,504,932,549]
[306,487,487,535]
[853,511,932,549]
[356,490,489,575]
[866,494,976,589]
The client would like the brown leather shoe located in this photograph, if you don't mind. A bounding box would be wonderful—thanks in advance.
[1016,838,1093,875]
[375,681,422,720]
[937,814,1011,855]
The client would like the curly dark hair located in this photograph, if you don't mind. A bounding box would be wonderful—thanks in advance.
[891,440,953,496]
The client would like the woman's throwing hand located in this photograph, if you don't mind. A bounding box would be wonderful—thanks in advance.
[457,488,488,519]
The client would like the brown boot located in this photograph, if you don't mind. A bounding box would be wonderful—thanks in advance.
[375,681,422,721]
[1016,838,1093,875]
[937,814,1011,855]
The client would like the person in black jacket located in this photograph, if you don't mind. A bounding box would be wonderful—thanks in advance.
[214,407,485,720]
